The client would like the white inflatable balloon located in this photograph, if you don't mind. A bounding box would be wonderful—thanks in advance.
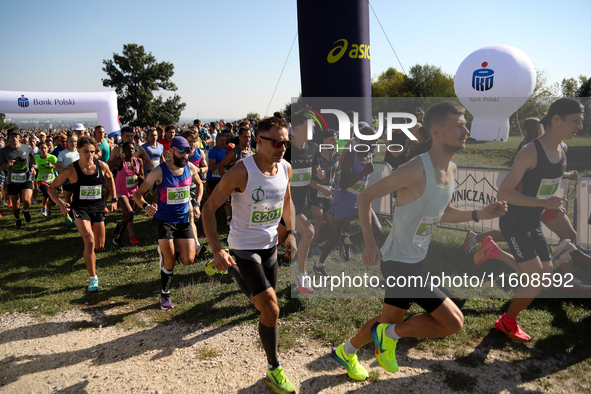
[454,45,536,141]
[0,91,119,135]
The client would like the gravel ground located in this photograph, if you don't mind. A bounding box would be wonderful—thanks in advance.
[0,308,584,393]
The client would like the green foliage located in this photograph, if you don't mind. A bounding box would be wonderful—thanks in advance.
[102,44,186,127]
[560,75,591,135]
[371,64,455,98]
[0,113,18,130]
[246,112,260,119]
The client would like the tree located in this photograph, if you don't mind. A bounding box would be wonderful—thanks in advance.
[246,112,260,119]
[0,113,18,130]
[560,75,590,135]
[102,44,186,127]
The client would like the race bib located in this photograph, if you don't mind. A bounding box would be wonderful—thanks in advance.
[211,168,221,179]
[536,177,562,199]
[10,173,26,183]
[249,200,283,229]
[413,216,439,244]
[167,185,190,205]
[317,186,334,198]
[126,175,138,189]
[346,178,369,195]
[151,160,160,169]
[291,167,311,187]
[80,185,102,200]
[41,173,55,182]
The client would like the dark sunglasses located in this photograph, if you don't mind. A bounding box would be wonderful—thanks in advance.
[259,135,291,148]
[173,147,189,154]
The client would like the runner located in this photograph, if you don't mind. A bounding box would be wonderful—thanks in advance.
[141,127,165,175]
[307,129,340,256]
[48,136,117,292]
[55,133,80,226]
[202,116,297,394]
[133,136,203,310]
[111,142,144,246]
[287,110,325,293]
[332,102,507,380]
[218,126,253,174]
[180,128,207,257]
[206,133,232,225]
[0,129,36,228]
[495,98,584,341]
[34,141,58,217]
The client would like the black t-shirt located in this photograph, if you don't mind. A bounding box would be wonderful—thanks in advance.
[285,141,320,201]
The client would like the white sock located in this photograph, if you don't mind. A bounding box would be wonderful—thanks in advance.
[314,259,324,267]
[344,340,358,356]
[343,236,353,245]
[385,324,400,341]
[90,275,98,280]
[195,239,201,247]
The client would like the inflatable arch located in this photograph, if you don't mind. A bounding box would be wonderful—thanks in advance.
[0,91,120,136]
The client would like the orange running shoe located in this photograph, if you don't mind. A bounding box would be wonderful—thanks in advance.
[495,314,531,342]
[474,236,501,265]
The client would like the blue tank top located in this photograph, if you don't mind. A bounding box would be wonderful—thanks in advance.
[380,152,454,264]
[334,140,372,203]
[154,163,192,224]
[142,141,164,172]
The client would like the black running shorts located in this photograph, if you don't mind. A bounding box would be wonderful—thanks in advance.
[7,181,33,196]
[380,259,447,313]
[72,207,105,224]
[233,246,278,297]
[153,218,194,240]
[499,215,551,263]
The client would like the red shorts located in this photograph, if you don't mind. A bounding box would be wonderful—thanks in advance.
[541,208,565,224]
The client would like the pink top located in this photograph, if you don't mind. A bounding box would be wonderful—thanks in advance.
[115,156,140,197]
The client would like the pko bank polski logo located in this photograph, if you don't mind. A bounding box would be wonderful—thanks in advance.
[17,95,29,108]
[472,62,494,91]
[307,109,418,153]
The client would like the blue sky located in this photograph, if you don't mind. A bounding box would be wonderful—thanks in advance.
[1,0,589,121]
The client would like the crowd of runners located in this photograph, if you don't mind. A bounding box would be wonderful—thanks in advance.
[0,98,587,393]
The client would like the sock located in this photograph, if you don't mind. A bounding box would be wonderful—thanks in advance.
[502,313,516,323]
[314,259,325,268]
[344,340,358,356]
[90,275,98,280]
[161,267,174,293]
[195,239,201,247]
[343,236,353,245]
[385,324,401,341]
[259,321,279,369]
[228,265,251,298]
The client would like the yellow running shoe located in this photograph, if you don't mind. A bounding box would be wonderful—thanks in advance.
[332,343,368,381]
[266,365,295,394]
[204,248,229,276]
[371,323,399,373]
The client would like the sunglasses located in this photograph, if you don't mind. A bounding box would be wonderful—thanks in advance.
[259,136,291,148]
[173,147,189,154]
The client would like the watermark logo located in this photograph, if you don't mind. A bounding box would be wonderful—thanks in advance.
[252,187,264,203]
[472,62,494,91]
[17,95,29,108]
[327,38,370,63]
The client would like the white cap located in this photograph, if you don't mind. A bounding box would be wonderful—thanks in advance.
[73,123,85,131]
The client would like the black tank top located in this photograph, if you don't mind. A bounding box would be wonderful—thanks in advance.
[507,139,566,224]
[71,158,105,213]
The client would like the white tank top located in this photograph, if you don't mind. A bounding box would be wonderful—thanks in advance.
[228,155,289,251]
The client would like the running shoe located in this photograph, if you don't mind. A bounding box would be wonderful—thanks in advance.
[2,200,7,206]
[463,230,478,253]
[112,234,124,247]
[332,343,368,381]
[64,214,73,226]
[157,245,165,270]
[204,259,228,276]
[563,277,591,291]
[87,278,99,292]
[295,272,314,293]
[371,323,399,373]
[31,199,38,205]
[130,235,140,245]
[23,209,31,223]
[265,365,295,394]
[309,244,322,256]
[551,239,576,267]
[195,243,207,258]
[313,263,330,279]
[340,234,351,262]
[40,207,47,217]
[160,294,174,310]
[112,222,121,239]
[7,200,12,208]
[15,219,22,229]
[474,236,501,265]
[495,315,531,342]
[46,209,52,218]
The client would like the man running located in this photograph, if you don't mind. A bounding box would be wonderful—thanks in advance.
[48,136,117,291]
[206,133,232,224]
[0,129,36,228]
[141,127,165,175]
[202,116,297,394]
[133,136,203,310]
[332,102,507,380]
[34,141,58,217]
[56,133,79,226]
[218,126,253,174]
[494,97,584,341]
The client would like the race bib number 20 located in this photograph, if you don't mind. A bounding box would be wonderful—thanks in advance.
[167,185,190,205]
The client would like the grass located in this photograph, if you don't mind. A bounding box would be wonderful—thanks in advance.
[2,136,591,391]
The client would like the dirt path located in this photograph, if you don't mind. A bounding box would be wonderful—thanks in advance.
[0,308,582,393]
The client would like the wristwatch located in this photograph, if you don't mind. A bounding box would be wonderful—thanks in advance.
[286,230,298,238]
